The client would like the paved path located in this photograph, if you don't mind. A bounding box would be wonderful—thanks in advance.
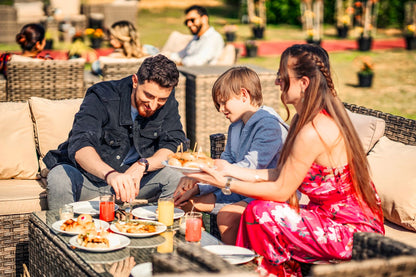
[234,38,406,56]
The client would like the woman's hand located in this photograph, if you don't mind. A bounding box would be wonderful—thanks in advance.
[213,159,232,174]
[185,165,227,189]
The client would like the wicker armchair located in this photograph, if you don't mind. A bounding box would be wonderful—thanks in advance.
[100,57,144,81]
[208,103,416,276]
[0,74,6,101]
[6,58,86,101]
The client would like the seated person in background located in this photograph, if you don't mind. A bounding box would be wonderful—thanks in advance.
[174,66,288,244]
[44,54,188,210]
[184,44,384,276]
[92,20,157,75]
[0,23,51,78]
[169,5,224,66]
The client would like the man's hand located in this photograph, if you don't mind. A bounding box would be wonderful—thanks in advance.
[124,162,146,196]
[106,172,136,202]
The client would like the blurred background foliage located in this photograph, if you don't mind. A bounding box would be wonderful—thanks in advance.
[224,0,406,28]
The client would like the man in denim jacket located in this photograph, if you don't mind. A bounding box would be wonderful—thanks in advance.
[44,55,187,209]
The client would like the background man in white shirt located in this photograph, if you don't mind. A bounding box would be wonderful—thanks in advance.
[170,5,224,66]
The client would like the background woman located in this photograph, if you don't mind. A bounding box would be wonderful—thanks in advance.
[185,44,384,276]
[0,23,50,77]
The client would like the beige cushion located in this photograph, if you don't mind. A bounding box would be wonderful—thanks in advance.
[216,44,237,65]
[161,31,193,54]
[0,102,38,179]
[29,97,83,158]
[347,109,386,153]
[368,136,416,232]
[14,1,44,22]
[384,220,416,248]
[0,179,47,215]
[50,0,80,16]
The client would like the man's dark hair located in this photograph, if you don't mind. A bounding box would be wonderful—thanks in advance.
[185,5,208,17]
[136,54,179,88]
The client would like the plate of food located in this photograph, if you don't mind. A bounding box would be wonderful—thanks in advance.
[162,150,215,173]
[110,220,167,237]
[52,214,109,235]
[131,206,185,221]
[202,245,256,265]
[69,230,130,252]
[69,201,119,215]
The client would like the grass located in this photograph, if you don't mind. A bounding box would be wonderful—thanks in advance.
[1,5,415,119]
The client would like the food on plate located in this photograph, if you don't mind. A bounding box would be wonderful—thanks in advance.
[60,213,95,232]
[114,221,157,234]
[167,150,214,169]
[77,230,110,248]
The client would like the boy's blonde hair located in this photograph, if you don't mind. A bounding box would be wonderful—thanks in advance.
[212,66,263,111]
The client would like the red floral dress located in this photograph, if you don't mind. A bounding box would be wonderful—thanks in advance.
[236,163,384,276]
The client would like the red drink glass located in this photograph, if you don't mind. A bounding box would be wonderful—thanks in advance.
[185,212,202,242]
[99,194,115,222]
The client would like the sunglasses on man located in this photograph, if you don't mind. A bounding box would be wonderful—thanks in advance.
[184,18,198,26]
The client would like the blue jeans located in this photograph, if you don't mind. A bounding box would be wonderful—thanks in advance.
[47,164,183,210]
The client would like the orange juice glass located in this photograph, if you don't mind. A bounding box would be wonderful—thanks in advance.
[99,194,115,222]
[158,197,174,227]
[157,230,174,253]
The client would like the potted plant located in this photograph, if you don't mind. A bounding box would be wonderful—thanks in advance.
[250,16,265,39]
[335,0,353,39]
[44,30,54,50]
[85,28,105,49]
[301,1,323,45]
[244,40,258,57]
[223,24,238,42]
[356,56,374,87]
[353,0,379,51]
[403,2,416,50]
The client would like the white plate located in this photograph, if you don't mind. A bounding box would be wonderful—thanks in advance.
[52,219,110,235]
[69,233,130,252]
[130,262,152,277]
[131,205,185,221]
[203,245,256,265]
[162,160,203,173]
[110,220,167,237]
[69,201,119,215]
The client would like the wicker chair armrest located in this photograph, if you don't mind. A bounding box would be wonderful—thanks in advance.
[0,74,6,101]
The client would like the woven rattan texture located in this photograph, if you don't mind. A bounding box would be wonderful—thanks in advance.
[0,213,30,277]
[0,75,6,101]
[180,65,279,152]
[6,59,85,101]
[176,73,187,133]
[29,214,101,277]
[101,60,143,81]
[344,103,416,146]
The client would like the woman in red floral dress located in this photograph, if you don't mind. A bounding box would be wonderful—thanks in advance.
[185,44,384,276]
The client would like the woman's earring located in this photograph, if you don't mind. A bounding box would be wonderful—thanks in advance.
[301,90,305,103]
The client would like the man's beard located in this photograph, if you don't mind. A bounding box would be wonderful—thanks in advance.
[190,24,202,35]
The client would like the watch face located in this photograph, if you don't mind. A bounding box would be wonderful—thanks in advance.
[221,187,232,195]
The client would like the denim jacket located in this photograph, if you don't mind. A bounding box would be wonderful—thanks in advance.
[43,76,187,183]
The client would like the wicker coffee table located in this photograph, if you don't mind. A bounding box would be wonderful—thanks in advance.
[28,210,253,276]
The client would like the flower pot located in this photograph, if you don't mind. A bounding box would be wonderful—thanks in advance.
[404,36,416,50]
[357,37,372,51]
[337,26,349,38]
[252,27,264,39]
[358,72,373,87]
[225,32,236,42]
[90,38,103,49]
[44,39,54,50]
[306,39,321,46]
[245,46,258,57]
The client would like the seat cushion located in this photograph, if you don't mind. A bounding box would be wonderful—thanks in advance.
[0,179,47,215]
[0,101,38,179]
[368,136,416,232]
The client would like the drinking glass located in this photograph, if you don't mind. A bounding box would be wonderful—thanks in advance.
[99,194,115,222]
[59,204,74,221]
[157,230,174,253]
[158,197,174,227]
[185,212,202,243]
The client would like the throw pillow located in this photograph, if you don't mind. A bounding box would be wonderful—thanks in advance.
[0,102,38,179]
[29,97,83,158]
[346,109,386,153]
[367,136,416,231]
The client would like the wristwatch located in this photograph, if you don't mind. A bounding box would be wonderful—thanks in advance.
[137,158,149,173]
[222,177,232,195]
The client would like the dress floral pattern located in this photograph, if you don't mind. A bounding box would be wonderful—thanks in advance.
[236,163,384,276]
